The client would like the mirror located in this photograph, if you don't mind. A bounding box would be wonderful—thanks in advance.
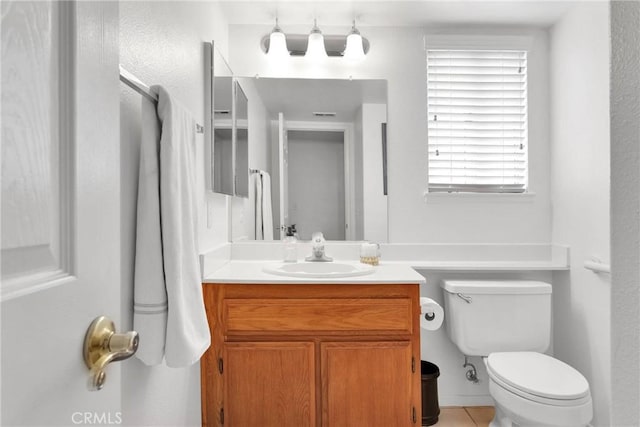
[234,81,249,198]
[211,44,234,195]
[233,77,389,243]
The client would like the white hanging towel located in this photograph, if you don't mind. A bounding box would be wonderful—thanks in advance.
[251,172,263,240]
[133,93,167,366]
[260,172,274,241]
[133,86,211,367]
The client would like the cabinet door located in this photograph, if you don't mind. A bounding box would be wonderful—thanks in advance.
[223,342,316,427]
[321,341,413,427]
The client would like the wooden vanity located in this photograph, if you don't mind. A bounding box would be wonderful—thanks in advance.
[201,282,422,427]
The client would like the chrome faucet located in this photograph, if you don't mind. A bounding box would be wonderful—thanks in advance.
[305,232,333,262]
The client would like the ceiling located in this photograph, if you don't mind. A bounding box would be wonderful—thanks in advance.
[216,1,577,28]
[246,77,387,121]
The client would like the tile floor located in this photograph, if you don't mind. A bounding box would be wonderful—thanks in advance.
[433,406,495,427]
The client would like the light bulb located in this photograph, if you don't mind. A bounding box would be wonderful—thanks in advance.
[268,31,288,60]
[267,19,289,60]
[305,19,328,61]
[343,21,366,62]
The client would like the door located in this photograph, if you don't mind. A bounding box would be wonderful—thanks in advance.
[278,112,289,238]
[223,342,316,427]
[1,2,122,425]
[321,341,414,427]
[287,130,345,240]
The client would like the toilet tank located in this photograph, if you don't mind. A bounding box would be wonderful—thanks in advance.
[441,280,552,356]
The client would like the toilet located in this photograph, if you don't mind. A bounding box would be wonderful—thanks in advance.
[440,280,593,427]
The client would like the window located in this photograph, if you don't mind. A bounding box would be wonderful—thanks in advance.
[427,49,528,193]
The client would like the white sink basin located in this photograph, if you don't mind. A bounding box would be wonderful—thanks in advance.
[263,262,375,279]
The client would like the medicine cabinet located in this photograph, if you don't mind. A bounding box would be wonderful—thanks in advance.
[209,41,249,198]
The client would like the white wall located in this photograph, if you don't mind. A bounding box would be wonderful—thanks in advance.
[231,77,271,241]
[548,3,611,425]
[361,104,388,242]
[228,25,551,245]
[610,1,640,426]
[119,2,229,425]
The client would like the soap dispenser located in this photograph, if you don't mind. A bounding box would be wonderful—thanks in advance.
[283,225,298,263]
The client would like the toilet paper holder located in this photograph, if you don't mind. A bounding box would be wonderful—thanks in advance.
[419,297,444,331]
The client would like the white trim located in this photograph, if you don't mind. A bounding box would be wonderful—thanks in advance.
[424,192,536,204]
[1,272,76,302]
[231,80,238,195]
[226,195,233,242]
[58,0,75,279]
[206,41,214,191]
[206,242,570,271]
[278,113,286,238]
[424,34,534,51]
[552,244,570,268]
[409,261,568,271]
[199,242,232,278]
[284,120,356,240]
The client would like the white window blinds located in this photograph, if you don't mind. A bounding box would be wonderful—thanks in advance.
[427,49,528,193]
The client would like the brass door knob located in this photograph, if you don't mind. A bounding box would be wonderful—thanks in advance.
[83,316,139,390]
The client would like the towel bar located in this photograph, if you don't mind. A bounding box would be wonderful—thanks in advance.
[584,259,610,274]
[119,65,204,134]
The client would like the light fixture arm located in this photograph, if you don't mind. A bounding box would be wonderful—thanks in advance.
[349,20,361,36]
[310,19,322,35]
[273,17,283,33]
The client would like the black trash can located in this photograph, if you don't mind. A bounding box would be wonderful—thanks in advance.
[421,361,440,426]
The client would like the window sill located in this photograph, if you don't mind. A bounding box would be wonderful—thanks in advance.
[423,191,536,204]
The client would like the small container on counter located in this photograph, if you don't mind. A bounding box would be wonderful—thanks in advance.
[360,242,380,266]
[283,225,298,262]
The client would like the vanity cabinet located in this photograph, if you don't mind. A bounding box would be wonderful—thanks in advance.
[201,283,421,427]
[223,341,316,426]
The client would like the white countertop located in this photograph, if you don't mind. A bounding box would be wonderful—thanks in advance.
[199,242,570,281]
[202,260,427,285]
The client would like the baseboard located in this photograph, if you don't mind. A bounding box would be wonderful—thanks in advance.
[438,395,495,407]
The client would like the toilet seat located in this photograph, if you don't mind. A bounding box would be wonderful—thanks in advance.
[487,352,591,407]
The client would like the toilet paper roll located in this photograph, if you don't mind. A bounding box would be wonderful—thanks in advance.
[419,297,444,331]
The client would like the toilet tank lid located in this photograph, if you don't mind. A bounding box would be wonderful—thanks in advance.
[441,280,552,295]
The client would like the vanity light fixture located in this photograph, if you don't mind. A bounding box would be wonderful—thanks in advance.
[343,20,366,62]
[267,18,289,60]
[305,19,328,60]
[260,20,370,58]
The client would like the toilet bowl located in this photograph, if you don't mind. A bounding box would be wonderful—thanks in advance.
[440,280,593,427]
[484,352,592,427]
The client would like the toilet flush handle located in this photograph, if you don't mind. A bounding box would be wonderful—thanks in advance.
[456,293,473,304]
